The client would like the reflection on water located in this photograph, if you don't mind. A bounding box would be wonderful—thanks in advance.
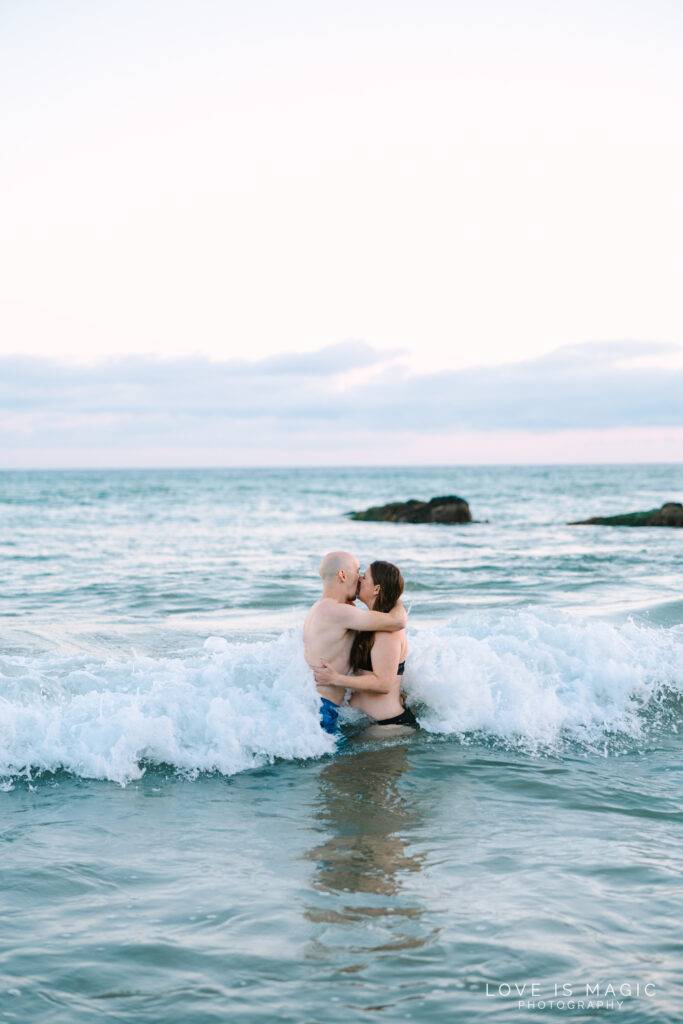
[302,742,433,966]
[307,743,424,897]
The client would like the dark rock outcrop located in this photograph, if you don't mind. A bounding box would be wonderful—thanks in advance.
[348,495,472,524]
[570,502,683,527]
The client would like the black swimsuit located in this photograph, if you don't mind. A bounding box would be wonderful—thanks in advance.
[357,655,405,675]
[355,655,417,727]
[375,706,418,728]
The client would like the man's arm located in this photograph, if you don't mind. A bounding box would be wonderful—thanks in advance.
[313,663,391,694]
[330,599,407,633]
[313,633,402,695]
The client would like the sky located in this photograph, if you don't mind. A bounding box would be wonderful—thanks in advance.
[1,0,682,466]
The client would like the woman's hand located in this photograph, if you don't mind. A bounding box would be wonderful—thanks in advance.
[313,659,340,689]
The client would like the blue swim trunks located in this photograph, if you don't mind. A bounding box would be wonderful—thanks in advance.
[319,697,340,734]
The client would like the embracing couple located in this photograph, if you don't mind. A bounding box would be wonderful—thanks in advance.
[303,551,418,735]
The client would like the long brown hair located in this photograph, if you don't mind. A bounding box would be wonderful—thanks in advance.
[350,560,405,672]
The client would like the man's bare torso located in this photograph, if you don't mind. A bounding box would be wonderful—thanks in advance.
[303,598,354,705]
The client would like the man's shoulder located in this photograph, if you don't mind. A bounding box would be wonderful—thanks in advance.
[306,597,357,624]
[315,597,350,617]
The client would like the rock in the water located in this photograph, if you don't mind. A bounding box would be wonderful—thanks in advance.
[348,495,472,524]
[569,502,683,527]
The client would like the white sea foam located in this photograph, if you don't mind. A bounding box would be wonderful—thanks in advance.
[0,631,333,785]
[405,610,683,751]
[1,611,682,784]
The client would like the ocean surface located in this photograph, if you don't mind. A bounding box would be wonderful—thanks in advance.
[1,464,682,1023]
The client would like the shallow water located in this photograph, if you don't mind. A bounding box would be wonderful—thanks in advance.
[3,738,682,1023]
[1,465,682,1021]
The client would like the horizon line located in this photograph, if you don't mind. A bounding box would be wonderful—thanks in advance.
[1,461,682,473]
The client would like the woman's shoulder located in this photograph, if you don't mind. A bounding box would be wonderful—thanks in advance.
[372,628,404,651]
[370,628,407,674]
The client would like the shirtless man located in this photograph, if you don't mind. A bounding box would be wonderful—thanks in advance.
[303,551,407,733]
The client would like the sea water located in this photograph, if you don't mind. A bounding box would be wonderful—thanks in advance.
[1,465,682,1022]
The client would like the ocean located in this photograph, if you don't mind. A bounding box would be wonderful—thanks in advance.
[1,464,682,1023]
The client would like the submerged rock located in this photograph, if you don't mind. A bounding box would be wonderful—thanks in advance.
[348,495,472,524]
[570,502,683,527]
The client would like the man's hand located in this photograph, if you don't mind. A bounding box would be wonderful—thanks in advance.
[313,659,341,690]
[388,599,407,629]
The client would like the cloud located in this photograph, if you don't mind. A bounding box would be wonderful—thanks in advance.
[0,354,359,422]
[0,340,406,418]
[256,340,403,375]
[1,341,681,464]
[359,341,683,431]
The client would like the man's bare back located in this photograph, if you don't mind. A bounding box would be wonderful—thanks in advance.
[304,597,359,704]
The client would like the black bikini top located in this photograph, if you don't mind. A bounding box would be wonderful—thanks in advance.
[356,656,405,675]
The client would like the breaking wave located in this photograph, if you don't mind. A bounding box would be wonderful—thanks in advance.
[1,611,682,785]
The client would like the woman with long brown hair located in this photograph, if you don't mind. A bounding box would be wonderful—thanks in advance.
[313,560,417,729]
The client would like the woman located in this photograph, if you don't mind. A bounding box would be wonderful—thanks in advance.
[313,560,418,729]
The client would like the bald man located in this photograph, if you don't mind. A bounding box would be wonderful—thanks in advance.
[304,551,407,733]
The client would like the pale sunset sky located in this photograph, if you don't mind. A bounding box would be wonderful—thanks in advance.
[1,0,682,466]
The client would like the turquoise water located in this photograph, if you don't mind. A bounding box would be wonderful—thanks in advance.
[1,466,683,1022]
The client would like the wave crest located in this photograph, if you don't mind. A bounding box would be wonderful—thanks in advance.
[1,611,682,784]
[405,610,683,752]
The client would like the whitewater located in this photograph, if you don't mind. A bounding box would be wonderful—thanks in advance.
[2,611,683,786]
